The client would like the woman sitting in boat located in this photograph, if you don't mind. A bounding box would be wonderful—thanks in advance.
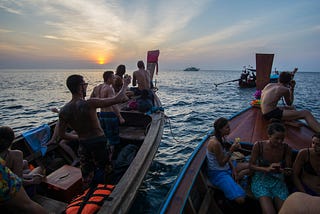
[0,157,46,214]
[292,132,320,196]
[207,117,249,205]
[0,126,45,194]
[249,121,292,214]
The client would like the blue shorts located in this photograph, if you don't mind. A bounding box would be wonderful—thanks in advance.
[98,112,120,146]
[251,172,289,200]
[208,164,245,200]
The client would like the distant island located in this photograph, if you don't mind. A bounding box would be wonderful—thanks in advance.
[183,66,200,71]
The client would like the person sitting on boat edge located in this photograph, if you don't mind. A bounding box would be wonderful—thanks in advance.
[207,117,249,205]
[132,60,152,94]
[249,121,293,214]
[0,126,45,196]
[90,70,125,162]
[57,74,131,189]
[130,60,154,112]
[0,157,47,214]
[292,132,320,196]
[46,108,80,166]
[260,70,320,132]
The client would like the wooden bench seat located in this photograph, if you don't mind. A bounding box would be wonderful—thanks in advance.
[119,126,146,141]
[33,194,67,214]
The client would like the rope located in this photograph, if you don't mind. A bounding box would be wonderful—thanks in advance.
[164,114,184,144]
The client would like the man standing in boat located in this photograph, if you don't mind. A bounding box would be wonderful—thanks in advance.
[261,71,320,132]
[131,60,154,112]
[132,60,151,93]
[57,74,130,189]
[90,71,125,162]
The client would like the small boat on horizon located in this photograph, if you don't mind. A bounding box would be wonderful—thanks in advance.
[183,66,200,71]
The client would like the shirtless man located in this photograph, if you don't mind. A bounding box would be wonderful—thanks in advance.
[90,71,125,161]
[132,60,151,91]
[261,71,320,132]
[58,74,130,188]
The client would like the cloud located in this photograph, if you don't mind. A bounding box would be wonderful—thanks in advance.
[0,28,13,33]
[0,2,22,15]
[0,0,211,61]
[1,0,319,69]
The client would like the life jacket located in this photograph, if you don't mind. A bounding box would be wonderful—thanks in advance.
[65,184,115,214]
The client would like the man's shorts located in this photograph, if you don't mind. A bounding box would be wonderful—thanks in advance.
[263,108,283,120]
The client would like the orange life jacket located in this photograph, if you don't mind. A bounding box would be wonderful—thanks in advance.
[65,184,115,214]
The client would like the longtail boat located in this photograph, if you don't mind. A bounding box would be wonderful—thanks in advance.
[9,50,165,214]
[239,55,278,88]
[160,54,315,213]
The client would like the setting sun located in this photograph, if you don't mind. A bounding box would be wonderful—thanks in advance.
[97,57,106,65]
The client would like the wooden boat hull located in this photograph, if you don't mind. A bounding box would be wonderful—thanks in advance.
[9,94,164,213]
[9,51,165,214]
[238,79,256,88]
[160,106,315,214]
[98,94,165,213]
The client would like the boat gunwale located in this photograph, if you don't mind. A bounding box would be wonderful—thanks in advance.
[98,93,165,213]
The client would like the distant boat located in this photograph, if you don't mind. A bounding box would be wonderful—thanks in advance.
[239,60,279,88]
[183,66,200,71]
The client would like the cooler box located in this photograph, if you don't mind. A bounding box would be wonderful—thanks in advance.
[42,165,83,202]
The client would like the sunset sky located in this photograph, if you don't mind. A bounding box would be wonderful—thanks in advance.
[0,0,319,71]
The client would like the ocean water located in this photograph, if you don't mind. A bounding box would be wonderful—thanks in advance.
[0,69,319,213]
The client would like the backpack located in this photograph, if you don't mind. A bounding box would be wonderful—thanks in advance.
[65,184,115,214]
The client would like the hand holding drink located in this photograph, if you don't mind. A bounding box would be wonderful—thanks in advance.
[231,137,241,152]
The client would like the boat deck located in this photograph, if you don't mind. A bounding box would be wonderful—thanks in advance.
[227,107,314,150]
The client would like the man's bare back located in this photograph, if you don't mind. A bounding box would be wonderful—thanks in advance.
[133,69,151,90]
[59,99,103,139]
[260,71,320,132]
[261,83,291,114]
[132,60,151,90]
[91,83,114,112]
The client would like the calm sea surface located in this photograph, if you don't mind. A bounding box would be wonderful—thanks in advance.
[0,69,319,213]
